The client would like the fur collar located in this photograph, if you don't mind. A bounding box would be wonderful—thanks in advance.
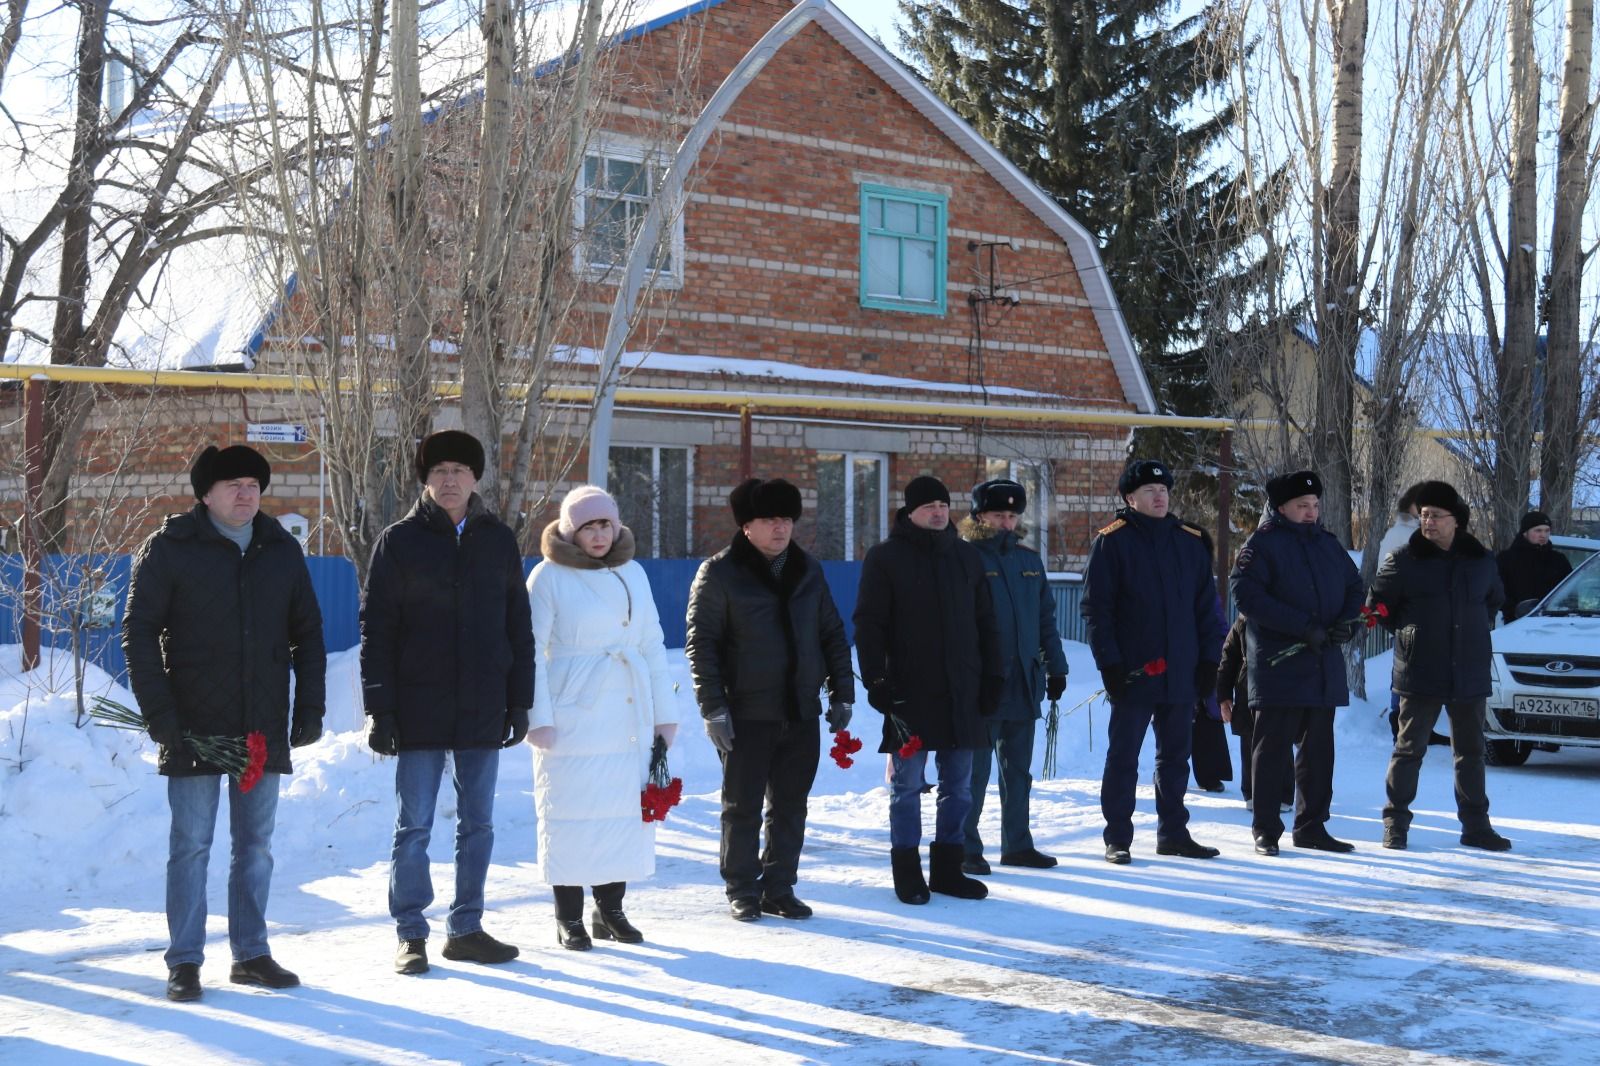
[540,519,637,569]
[957,515,1028,544]
[729,530,808,592]
[1408,527,1489,560]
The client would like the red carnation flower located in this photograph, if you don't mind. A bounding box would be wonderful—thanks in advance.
[829,729,864,769]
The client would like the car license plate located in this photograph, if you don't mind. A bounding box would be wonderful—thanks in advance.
[1513,695,1600,719]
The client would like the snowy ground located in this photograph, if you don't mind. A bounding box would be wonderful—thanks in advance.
[2,641,1598,1065]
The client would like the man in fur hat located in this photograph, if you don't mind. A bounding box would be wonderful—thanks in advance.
[686,478,855,922]
[361,429,535,973]
[1368,480,1511,851]
[123,444,326,1001]
[957,478,1068,874]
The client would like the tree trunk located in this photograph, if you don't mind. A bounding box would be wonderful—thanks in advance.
[389,0,434,495]
[1542,0,1594,531]
[1314,0,1367,545]
[1498,0,1541,549]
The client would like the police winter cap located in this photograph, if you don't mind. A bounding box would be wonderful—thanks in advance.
[730,477,803,525]
[1117,459,1173,498]
[972,478,1027,516]
[415,430,486,482]
[190,444,271,499]
[1267,470,1324,509]
[1410,480,1470,528]
[903,475,951,512]
[1520,510,1553,534]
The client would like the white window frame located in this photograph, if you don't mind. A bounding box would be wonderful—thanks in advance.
[819,450,889,560]
[574,138,685,289]
[611,443,694,557]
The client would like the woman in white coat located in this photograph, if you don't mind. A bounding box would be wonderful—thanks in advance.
[526,485,679,950]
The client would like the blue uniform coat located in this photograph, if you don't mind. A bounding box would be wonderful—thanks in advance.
[960,518,1068,720]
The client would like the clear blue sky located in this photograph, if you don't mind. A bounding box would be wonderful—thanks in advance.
[830,0,906,51]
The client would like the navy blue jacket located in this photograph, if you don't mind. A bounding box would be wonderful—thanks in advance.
[360,494,535,750]
[1080,508,1224,705]
[960,518,1069,720]
[1230,515,1364,708]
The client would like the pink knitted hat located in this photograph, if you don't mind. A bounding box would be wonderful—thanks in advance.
[558,484,621,540]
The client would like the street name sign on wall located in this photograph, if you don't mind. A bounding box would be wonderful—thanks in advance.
[247,423,308,444]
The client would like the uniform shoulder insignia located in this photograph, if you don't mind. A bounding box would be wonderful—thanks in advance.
[1180,522,1205,537]
[1097,517,1126,536]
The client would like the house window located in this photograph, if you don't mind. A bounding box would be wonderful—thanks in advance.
[607,445,691,558]
[859,184,947,314]
[576,144,681,284]
[814,453,887,560]
[983,459,1048,557]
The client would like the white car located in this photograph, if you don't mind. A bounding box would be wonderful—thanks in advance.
[1486,552,1600,765]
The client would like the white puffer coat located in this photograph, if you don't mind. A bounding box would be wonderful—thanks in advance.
[526,522,679,887]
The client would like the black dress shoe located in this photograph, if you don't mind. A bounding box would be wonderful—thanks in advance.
[555,919,592,951]
[591,906,644,943]
[442,930,519,964]
[760,895,814,920]
[229,955,300,989]
[961,854,991,875]
[999,848,1059,868]
[395,938,429,975]
[1461,828,1512,852]
[730,897,762,922]
[1254,837,1279,856]
[166,963,202,1002]
[1104,845,1132,865]
[1155,838,1220,859]
[1293,832,1356,853]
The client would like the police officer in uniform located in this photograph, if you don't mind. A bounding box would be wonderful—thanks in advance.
[1082,460,1225,864]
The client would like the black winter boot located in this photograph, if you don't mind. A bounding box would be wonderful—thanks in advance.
[890,846,930,905]
[928,842,988,900]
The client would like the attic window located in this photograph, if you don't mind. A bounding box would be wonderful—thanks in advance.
[576,143,681,286]
[859,183,947,315]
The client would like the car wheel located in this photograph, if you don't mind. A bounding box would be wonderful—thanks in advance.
[1485,739,1532,767]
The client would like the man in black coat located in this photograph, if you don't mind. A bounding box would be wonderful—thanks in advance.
[854,475,1004,905]
[124,444,326,1002]
[361,430,535,974]
[1369,480,1511,852]
[1082,459,1224,864]
[957,478,1068,874]
[1496,510,1572,622]
[686,478,855,922]
[1230,471,1364,856]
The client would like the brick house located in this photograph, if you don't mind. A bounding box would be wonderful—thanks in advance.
[6,0,1153,570]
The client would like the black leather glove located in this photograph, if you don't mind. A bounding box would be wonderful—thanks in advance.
[979,675,1007,717]
[826,701,853,732]
[502,708,529,748]
[1327,619,1358,645]
[704,711,735,754]
[290,713,324,748]
[1301,624,1328,652]
[866,679,901,714]
[1194,661,1219,701]
[366,713,399,756]
[1100,664,1129,703]
[147,715,184,750]
[1046,674,1067,702]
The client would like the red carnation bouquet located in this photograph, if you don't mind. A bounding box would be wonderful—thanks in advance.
[888,715,923,759]
[91,696,269,793]
[829,729,864,768]
[1362,602,1390,627]
[641,734,683,823]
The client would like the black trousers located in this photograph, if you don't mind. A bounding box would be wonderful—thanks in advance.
[1190,704,1234,788]
[1384,697,1490,833]
[1101,702,1193,848]
[1250,706,1335,842]
[552,881,624,921]
[719,717,820,901]
[1236,709,1294,805]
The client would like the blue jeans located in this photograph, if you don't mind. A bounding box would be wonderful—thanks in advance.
[389,748,500,942]
[165,772,281,969]
[889,748,974,849]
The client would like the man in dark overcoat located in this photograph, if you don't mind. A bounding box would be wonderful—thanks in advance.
[686,478,855,922]
[854,475,1004,905]
[1495,510,1572,622]
[1082,459,1224,864]
[1369,480,1511,852]
[361,429,535,974]
[1230,470,1364,856]
[124,443,326,1002]
[957,478,1068,874]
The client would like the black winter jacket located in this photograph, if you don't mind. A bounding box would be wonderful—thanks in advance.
[853,511,1004,753]
[1080,508,1224,705]
[360,494,535,750]
[123,505,326,777]
[1230,515,1365,709]
[685,533,854,721]
[1495,537,1572,621]
[1216,614,1254,737]
[1369,530,1504,701]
